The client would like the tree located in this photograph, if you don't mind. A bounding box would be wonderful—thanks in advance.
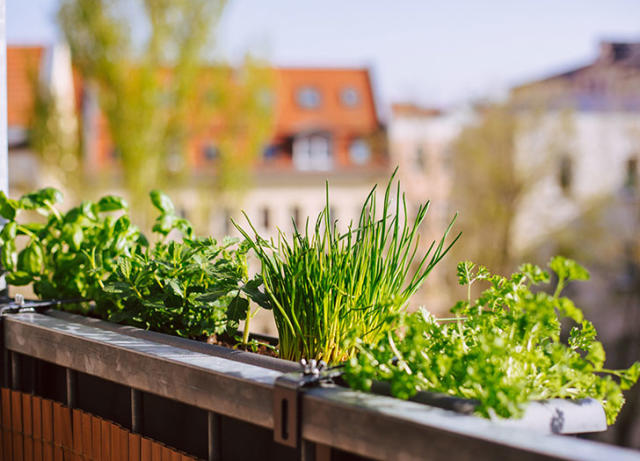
[58,0,273,227]
[449,102,567,274]
[28,61,81,195]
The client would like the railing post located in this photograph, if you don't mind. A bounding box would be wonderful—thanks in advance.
[9,350,19,390]
[131,388,142,433]
[207,411,221,461]
[65,368,76,408]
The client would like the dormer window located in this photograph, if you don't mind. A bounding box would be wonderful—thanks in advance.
[202,143,219,161]
[293,132,332,171]
[625,156,638,190]
[349,138,370,165]
[558,154,573,195]
[296,87,321,109]
[612,43,631,62]
[340,87,360,107]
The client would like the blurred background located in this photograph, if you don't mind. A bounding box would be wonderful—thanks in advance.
[5,0,640,449]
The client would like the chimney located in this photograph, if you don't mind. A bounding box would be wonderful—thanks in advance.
[598,41,632,63]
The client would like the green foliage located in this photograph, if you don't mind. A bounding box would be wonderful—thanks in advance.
[449,102,558,275]
[0,188,141,306]
[0,187,254,340]
[28,68,81,193]
[344,257,640,424]
[236,173,460,363]
[58,0,274,224]
[102,235,253,338]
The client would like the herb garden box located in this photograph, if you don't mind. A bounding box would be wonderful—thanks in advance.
[0,181,639,460]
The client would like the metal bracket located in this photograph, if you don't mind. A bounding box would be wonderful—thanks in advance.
[0,294,81,315]
[273,359,342,448]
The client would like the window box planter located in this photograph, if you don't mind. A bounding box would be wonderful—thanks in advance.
[368,381,606,435]
[0,187,635,459]
[2,309,633,461]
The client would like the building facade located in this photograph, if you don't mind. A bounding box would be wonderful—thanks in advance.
[7,45,390,239]
[511,41,640,253]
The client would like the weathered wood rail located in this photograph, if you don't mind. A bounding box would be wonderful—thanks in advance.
[1,311,639,461]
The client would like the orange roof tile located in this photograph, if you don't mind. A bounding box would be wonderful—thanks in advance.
[273,68,379,137]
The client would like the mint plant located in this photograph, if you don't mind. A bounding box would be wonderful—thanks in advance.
[344,257,640,424]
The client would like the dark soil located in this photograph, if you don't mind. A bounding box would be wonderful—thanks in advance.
[206,335,279,358]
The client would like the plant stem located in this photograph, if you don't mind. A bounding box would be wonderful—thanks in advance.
[242,307,251,346]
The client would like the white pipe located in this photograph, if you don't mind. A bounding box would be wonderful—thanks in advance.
[0,0,6,195]
[0,0,7,296]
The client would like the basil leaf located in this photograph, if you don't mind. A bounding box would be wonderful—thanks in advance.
[150,190,175,214]
[97,195,128,212]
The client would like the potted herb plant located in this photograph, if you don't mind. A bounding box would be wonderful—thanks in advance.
[342,258,640,430]
[234,172,459,363]
[0,188,261,348]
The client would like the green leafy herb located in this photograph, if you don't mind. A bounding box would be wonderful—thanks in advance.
[102,235,254,339]
[236,171,459,363]
[0,187,142,307]
[0,188,256,342]
[344,257,640,424]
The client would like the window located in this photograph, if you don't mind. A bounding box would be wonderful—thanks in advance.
[612,43,631,61]
[223,208,232,235]
[110,147,121,160]
[293,133,332,171]
[296,87,321,109]
[558,154,573,194]
[257,88,275,110]
[349,139,371,165]
[414,145,426,171]
[625,156,638,190]
[340,87,360,107]
[263,145,278,160]
[291,205,301,230]
[202,143,219,161]
[327,206,335,222]
[166,152,183,173]
[261,206,270,230]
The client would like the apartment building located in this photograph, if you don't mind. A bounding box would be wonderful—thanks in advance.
[7,44,389,238]
[510,41,640,253]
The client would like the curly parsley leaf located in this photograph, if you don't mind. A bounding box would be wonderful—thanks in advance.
[344,257,639,425]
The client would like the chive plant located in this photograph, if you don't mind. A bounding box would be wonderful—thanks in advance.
[236,173,460,363]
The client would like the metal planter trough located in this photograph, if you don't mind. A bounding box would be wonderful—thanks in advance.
[0,309,636,461]
[369,381,607,435]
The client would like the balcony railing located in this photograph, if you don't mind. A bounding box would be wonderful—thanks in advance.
[1,310,638,461]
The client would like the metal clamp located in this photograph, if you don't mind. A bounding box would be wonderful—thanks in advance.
[0,294,83,315]
[273,359,342,448]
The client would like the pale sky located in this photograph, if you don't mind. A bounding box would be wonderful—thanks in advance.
[7,0,640,114]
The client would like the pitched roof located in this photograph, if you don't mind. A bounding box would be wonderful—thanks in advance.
[511,41,640,111]
[273,67,379,137]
